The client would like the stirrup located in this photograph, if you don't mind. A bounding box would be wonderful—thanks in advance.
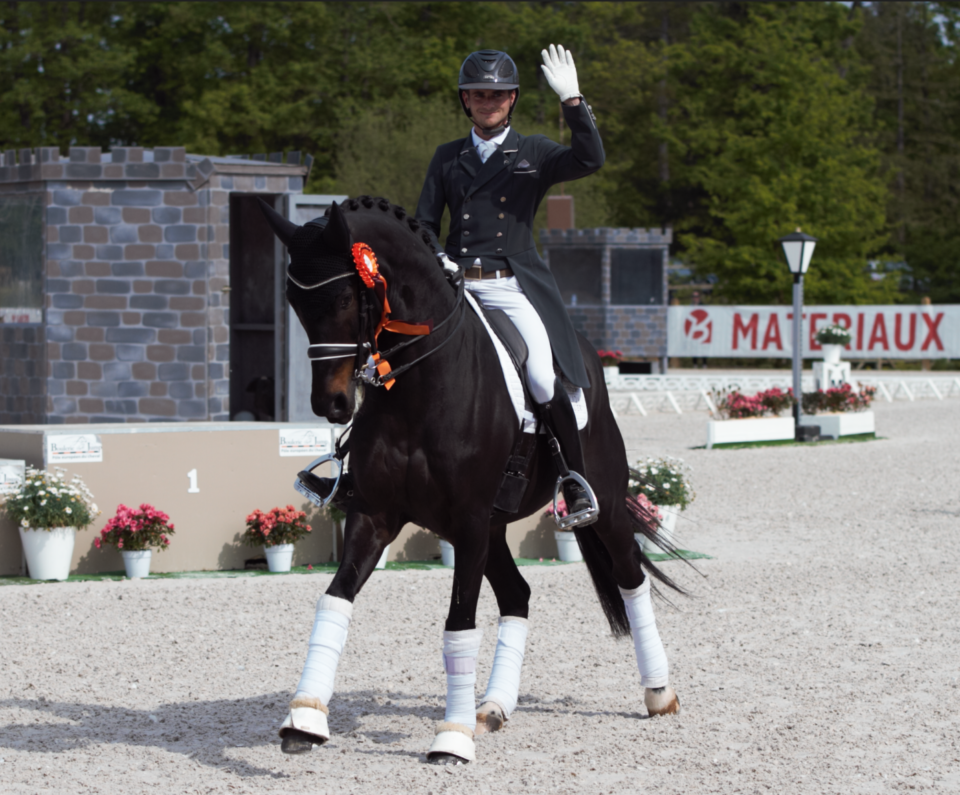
[552,472,599,529]
[294,454,343,508]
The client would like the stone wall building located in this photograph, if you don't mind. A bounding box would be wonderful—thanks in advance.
[540,227,671,371]
[0,146,311,424]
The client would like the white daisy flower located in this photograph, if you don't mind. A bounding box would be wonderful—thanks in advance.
[21,519,29,527]
[40,500,47,506]
[65,507,72,514]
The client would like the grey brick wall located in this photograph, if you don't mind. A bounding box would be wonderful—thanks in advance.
[0,325,45,424]
[541,227,671,361]
[1,146,307,424]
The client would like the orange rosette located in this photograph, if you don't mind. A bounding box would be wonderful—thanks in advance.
[352,242,380,288]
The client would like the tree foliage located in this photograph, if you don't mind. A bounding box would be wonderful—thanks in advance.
[4,2,960,303]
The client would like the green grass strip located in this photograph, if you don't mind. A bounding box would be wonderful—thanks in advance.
[701,432,878,450]
[0,550,711,585]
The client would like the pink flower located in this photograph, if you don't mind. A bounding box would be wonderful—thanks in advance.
[307,564,313,570]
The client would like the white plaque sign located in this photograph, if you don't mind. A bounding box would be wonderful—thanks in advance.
[46,434,103,464]
[0,459,25,495]
[279,428,332,458]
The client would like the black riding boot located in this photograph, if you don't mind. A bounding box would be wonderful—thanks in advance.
[295,470,354,514]
[538,378,598,527]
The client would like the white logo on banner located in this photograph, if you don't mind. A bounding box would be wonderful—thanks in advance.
[279,428,332,457]
[668,305,959,359]
[46,434,103,463]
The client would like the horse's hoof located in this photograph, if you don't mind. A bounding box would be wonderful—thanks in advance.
[281,728,323,754]
[428,752,469,766]
[645,686,680,717]
[474,702,505,736]
[427,724,476,764]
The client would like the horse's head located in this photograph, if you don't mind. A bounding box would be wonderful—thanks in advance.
[259,196,448,424]
[259,200,363,423]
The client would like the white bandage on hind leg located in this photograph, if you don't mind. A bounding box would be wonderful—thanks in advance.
[294,594,353,705]
[442,628,484,730]
[481,617,529,718]
[620,579,669,689]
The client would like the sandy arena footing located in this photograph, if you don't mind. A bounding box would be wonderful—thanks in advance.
[1,398,959,793]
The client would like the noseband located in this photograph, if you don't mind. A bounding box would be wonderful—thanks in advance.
[291,242,465,390]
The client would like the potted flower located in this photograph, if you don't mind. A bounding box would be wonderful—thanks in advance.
[815,324,852,364]
[706,387,796,447]
[799,383,877,438]
[629,457,695,553]
[95,503,174,578]
[242,505,311,572]
[1,467,99,581]
[597,350,623,385]
[544,499,583,562]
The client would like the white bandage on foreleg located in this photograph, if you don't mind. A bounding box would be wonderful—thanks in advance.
[442,629,483,730]
[481,617,529,718]
[295,594,353,705]
[620,579,669,689]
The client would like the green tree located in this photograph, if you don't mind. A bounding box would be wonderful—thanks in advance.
[667,3,893,304]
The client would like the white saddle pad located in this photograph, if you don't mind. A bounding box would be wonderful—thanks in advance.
[464,291,587,434]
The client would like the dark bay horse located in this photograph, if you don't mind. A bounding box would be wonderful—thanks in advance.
[260,196,682,764]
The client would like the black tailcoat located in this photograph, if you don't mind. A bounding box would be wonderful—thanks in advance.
[415,101,605,389]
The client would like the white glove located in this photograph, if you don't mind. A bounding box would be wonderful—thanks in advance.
[438,252,458,272]
[540,44,580,102]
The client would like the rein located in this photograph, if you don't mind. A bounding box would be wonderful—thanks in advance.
[295,242,465,390]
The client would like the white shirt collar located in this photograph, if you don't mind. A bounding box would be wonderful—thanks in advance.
[471,126,510,152]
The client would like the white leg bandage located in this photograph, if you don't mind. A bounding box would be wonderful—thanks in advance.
[295,594,353,705]
[481,617,529,718]
[442,629,483,730]
[620,579,669,689]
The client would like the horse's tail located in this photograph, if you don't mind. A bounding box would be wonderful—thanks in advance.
[574,495,688,639]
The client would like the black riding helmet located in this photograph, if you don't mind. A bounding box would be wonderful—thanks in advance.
[458,50,519,132]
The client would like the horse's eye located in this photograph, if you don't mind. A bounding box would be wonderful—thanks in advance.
[339,294,352,311]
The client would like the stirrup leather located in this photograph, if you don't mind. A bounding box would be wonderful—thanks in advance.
[552,472,599,529]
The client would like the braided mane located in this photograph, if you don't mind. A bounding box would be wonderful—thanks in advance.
[326,195,438,256]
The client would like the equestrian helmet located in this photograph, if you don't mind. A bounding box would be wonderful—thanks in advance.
[458,50,520,119]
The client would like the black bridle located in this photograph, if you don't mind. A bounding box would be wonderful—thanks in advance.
[292,260,467,389]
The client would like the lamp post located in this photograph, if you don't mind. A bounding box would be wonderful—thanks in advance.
[779,229,818,440]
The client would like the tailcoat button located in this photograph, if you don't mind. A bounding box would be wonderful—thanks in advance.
[496,248,503,254]
[464,231,470,236]
[496,232,503,237]
[500,196,506,202]
[463,214,470,220]
[461,247,468,254]
[498,213,504,219]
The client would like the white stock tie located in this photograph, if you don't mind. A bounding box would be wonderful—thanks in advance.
[477,140,498,163]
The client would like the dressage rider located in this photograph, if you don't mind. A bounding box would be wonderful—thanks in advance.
[416,45,605,525]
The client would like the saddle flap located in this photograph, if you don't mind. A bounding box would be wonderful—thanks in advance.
[478,306,528,372]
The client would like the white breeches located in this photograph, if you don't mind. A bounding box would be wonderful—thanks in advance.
[620,579,669,689]
[442,629,484,729]
[464,276,556,404]
[295,594,353,705]
[481,616,529,717]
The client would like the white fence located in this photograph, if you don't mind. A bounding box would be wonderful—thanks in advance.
[607,373,960,417]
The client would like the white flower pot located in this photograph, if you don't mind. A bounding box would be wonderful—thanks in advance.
[375,545,390,570]
[121,549,152,578]
[264,543,295,573]
[19,526,76,581]
[706,416,795,448]
[554,530,583,562]
[799,410,874,439]
[821,344,843,364]
[603,366,619,386]
[636,504,680,554]
[439,540,455,567]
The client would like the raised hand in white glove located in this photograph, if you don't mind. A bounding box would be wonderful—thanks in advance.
[541,44,580,103]
[438,252,459,273]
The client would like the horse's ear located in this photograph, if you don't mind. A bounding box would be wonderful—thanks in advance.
[257,198,298,246]
[323,201,353,253]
